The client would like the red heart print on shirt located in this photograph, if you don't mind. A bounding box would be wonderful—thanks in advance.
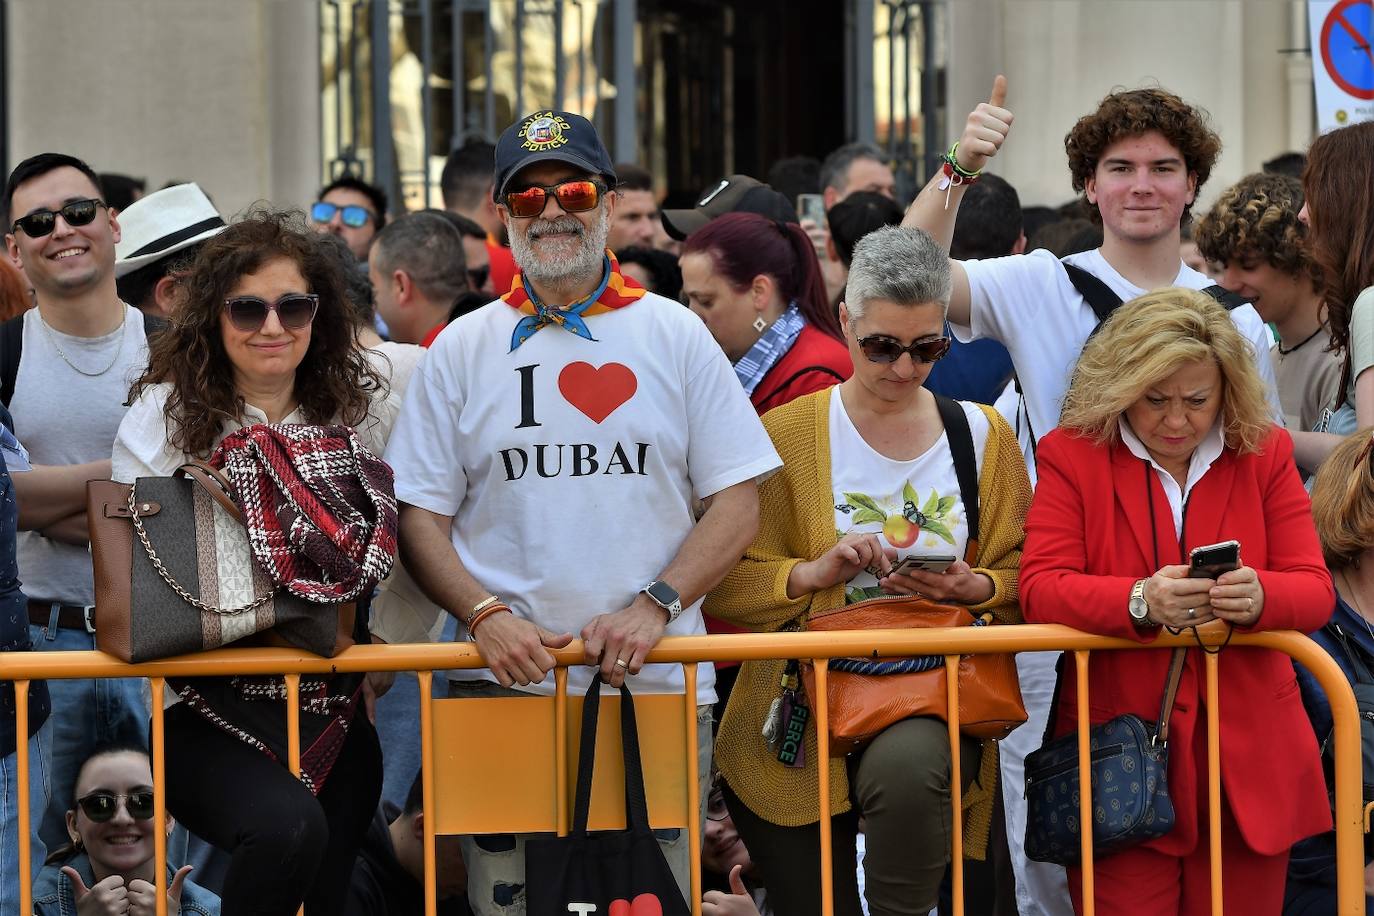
[558,362,637,423]
[607,895,663,916]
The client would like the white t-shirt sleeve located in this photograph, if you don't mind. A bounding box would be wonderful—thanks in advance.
[111,386,188,483]
[680,321,782,500]
[385,340,468,517]
[957,249,1059,344]
[1231,305,1285,422]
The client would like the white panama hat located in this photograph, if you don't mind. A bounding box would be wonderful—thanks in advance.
[114,182,225,278]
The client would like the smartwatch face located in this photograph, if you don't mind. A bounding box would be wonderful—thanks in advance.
[645,580,679,606]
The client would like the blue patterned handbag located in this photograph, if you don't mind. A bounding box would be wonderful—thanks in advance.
[1024,648,1185,865]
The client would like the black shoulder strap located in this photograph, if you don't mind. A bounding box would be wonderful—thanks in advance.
[933,394,979,549]
[1061,261,1123,324]
[1200,284,1247,311]
[0,314,24,409]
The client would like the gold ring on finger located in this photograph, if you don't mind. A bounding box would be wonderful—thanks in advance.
[614,658,628,669]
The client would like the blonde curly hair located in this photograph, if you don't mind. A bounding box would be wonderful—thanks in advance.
[1058,287,1271,454]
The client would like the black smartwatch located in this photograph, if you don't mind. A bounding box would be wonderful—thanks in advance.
[640,580,683,623]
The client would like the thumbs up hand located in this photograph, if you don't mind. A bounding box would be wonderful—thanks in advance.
[63,867,129,916]
[128,864,195,915]
[954,75,1013,174]
[702,865,760,915]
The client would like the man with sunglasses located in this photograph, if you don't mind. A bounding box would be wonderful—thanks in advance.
[311,174,387,262]
[386,109,779,914]
[2,152,152,854]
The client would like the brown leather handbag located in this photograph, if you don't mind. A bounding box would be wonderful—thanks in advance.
[87,461,339,663]
[800,395,1027,756]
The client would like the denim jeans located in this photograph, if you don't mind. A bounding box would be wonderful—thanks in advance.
[1,719,51,916]
[28,624,148,852]
[374,671,450,810]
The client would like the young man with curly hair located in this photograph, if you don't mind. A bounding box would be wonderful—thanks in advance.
[1195,172,1339,433]
[903,80,1283,916]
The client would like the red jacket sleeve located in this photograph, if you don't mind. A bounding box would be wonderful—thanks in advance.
[1021,431,1151,641]
[1248,428,1334,633]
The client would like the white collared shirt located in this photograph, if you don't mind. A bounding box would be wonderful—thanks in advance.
[1118,418,1225,538]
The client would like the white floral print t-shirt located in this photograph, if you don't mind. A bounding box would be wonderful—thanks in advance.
[829,390,990,604]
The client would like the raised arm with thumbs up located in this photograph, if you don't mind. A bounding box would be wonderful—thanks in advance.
[902,74,1014,327]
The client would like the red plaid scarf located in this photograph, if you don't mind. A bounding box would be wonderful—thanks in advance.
[209,424,398,603]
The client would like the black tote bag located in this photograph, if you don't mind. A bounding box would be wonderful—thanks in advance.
[525,675,690,915]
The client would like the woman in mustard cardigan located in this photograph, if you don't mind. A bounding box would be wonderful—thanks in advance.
[705,226,1031,916]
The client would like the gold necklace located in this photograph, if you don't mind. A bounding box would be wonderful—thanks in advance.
[37,308,127,378]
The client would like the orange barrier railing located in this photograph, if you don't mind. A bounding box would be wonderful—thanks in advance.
[3,624,1364,916]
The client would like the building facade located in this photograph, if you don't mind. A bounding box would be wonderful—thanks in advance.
[1,0,1314,220]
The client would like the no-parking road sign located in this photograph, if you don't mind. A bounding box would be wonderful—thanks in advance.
[1310,0,1374,131]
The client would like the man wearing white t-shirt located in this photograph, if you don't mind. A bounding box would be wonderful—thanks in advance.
[385,109,780,914]
[903,79,1282,916]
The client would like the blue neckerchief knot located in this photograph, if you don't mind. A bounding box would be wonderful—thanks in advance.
[508,255,614,351]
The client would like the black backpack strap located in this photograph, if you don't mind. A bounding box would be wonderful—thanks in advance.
[0,314,24,410]
[1061,261,1123,324]
[933,394,980,554]
[1200,284,1247,311]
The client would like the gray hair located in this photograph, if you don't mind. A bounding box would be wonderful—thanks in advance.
[843,225,951,320]
[371,212,469,305]
[819,143,886,195]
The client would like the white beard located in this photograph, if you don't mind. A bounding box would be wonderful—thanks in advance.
[509,204,611,288]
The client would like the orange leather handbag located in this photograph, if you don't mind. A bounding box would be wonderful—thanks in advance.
[800,395,1026,756]
[801,588,1027,756]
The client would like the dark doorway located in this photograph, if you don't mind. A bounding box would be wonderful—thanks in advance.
[641,0,848,206]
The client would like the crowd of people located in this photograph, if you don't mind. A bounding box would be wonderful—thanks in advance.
[0,74,1371,916]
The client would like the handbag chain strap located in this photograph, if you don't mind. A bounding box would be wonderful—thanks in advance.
[126,483,274,617]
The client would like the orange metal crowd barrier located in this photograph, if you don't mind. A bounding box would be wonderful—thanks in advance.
[2,623,1364,916]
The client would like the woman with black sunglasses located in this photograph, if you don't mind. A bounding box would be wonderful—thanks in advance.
[110,210,401,916]
[33,741,220,915]
[704,225,1030,916]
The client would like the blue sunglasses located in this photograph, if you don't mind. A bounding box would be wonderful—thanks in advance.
[310,201,374,229]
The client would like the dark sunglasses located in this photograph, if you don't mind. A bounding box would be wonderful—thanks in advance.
[503,179,606,219]
[468,265,491,290]
[77,791,155,823]
[10,198,106,238]
[856,333,951,365]
[223,293,320,332]
[310,201,373,229]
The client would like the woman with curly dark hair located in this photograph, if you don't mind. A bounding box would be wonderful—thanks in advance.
[1299,121,1374,437]
[112,210,402,916]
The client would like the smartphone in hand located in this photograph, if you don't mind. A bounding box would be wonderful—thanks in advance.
[1187,540,1240,579]
[889,554,957,576]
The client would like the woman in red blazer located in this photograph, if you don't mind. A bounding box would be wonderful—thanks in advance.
[1021,288,1334,916]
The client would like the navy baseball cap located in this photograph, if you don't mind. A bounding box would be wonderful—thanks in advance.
[493,110,618,203]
